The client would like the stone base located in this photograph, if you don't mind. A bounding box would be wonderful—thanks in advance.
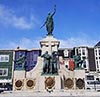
[1,90,100,97]
[74,69,85,78]
[38,75,61,92]
[40,35,60,55]
[13,71,26,91]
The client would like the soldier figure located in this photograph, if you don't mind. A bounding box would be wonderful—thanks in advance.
[51,51,58,74]
[41,51,51,74]
[41,5,56,36]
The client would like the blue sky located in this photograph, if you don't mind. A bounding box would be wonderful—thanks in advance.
[0,0,100,49]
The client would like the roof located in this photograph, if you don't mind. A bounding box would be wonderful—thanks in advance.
[94,41,100,47]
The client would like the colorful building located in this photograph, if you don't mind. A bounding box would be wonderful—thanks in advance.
[0,41,100,91]
[0,50,13,90]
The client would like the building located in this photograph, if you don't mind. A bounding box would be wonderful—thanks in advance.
[94,41,100,72]
[13,48,41,91]
[0,41,100,91]
[0,50,13,90]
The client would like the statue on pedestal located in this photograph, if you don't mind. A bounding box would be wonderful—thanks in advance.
[41,51,58,74]
[41,5,56,36]
[41,51,51,74]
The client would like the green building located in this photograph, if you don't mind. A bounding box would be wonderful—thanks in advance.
[0,50,13,90]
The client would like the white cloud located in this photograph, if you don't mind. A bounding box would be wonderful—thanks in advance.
[0,36,97,50]
[0,4,37,29]
[12,17,33,29]
[6,37,41,49]
[59,37,97,48]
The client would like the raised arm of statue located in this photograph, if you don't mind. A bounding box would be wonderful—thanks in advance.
[51,5,56,17]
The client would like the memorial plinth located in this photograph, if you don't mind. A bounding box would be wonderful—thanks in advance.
[40,35,60,55]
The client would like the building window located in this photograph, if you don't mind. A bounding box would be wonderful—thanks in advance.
[96,78,99,81]
[97,61,98,65]
[33,61,37,64]
[83,60,86,68]
[0,55,9,62]
[63,49,68,57]
[0,68,8,76]
[78,49,81,55]
[34,51,39,54]
[33,54,38,61]
[82,49,85,55]
[95,50,97,56]
[96,57,98,60]
[97,64,99,68]
[82,56,86,60]
[86,75,94,80]
[97,61,99,68]
[99,50,100,55]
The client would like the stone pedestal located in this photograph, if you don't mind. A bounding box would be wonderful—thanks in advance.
[13,71,26,91]
[74,70,85,90]
[40,35,60,55]
[74,70,85,78]
[38,75,61,92]
[37,35,61,92]
[26,57,43,78]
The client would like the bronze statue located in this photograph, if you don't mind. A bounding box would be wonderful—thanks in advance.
[41,51,51,74]
[41,5,56,36]
[73,54,83,69]
[41,51,58,74]
[15,53,26,67]
[50,51,58,74]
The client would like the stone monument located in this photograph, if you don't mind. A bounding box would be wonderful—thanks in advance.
[40,5,60,55]
[13,5,86,94]
[39,5,61,92]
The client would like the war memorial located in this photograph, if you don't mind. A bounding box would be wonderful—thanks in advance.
[0,5,100,97]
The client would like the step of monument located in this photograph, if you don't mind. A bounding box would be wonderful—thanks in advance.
[0,91,100,97]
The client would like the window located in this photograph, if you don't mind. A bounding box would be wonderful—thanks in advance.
[78,49,81,55]
[0,68,8,76]
[83,64,86,68]
[96,78,99,81]
[0,55,9,62]
[87,81,100,85]
[97,64,99,68]
[83,60,86,68]
[86,75,94,80]
[33,54,38,61]
[96,61,99,68]
[96,57,98,60]
[82,49,85,55]
[34,51,39,54]
[33,61,37,64]
[95,50,97,56]
[99,50,100,55]
[63,49,68,57]
[82,56,86,60]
